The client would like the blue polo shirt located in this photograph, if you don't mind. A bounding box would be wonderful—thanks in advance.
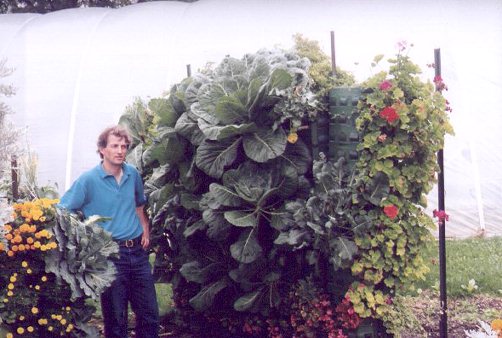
[59,162,147,240]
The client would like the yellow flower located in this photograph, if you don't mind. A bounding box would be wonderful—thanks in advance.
[7,283,14,290]
[287,132,298,144]
[17,327,25,334]
[41,276,48,282]
[21,261,28,268]
[492,319,502,331]
[31,306,39,314]
[19,315,25,321]
[6,333,13,338]
[38,318,48,325]
[27,326,34,333]
[7,291,13,297]
[10,275,16,283]
[60,318,67,325]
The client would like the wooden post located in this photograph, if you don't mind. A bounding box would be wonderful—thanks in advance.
[435,48,448,338]
[186,64,191,77]
[11,154,19,200]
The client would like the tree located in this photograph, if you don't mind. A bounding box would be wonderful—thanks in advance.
[0,0,198,14]
[0,59,18,197]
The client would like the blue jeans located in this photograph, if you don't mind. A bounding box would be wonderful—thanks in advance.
[101,245,159,338]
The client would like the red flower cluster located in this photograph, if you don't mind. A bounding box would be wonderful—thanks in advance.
[379,107,399,123]
[433,209,449,222]
[335,297,361,330]
[434,75,448,92]
[383,204,399,219]
[379,80,393,91]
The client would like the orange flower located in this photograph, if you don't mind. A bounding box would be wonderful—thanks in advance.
[287,132,298,144]
[383,205,399,219]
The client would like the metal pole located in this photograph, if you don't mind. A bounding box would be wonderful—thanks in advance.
[186,64,191,77]
[330,31,336,77]
[435,48,447,338]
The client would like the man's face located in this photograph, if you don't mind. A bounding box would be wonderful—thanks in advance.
[100,134,128,167]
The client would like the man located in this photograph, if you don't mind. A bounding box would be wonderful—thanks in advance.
[59,125,159,338]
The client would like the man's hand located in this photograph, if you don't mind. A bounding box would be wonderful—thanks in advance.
[141,232,150,249]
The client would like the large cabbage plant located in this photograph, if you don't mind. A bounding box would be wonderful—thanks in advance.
[118,48,361,333]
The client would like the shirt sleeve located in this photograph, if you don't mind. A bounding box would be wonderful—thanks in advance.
[58,180,87,212]
[133,169,147,207]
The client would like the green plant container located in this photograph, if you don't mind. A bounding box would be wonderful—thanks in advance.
[348,319,391,338]
[328,87,362,166]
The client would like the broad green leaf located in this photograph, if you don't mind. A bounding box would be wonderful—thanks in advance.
[274,229,308,246]
[180,261,221,283]
[268,68,293,91]
[280,138,312,175]
[126,144,143,172]
[189,278,229,311]
[196,138,241,178]
[208,183,242,207]
[198,119,257,141]
[243,128,287,163]
[234,289,263,312]
[183,220,207,238]
[215,95,248,124]
[224,210,258,228]
[175,112,205,145]
[230,231,263,263]
[203,209,232,241]
[149,98,179,127]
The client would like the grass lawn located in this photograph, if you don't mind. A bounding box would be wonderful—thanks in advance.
[415,236,502,297]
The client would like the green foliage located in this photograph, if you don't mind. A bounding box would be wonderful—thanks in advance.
[349,45,453,324]
[0,199,118,336]
[119,43,451,336]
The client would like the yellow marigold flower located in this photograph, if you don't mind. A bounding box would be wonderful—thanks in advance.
[40,245,47,251]
[65,306,71,311]
[29,225,36,233]
[21,261,28,268]
[7,250,14,257]
[18,244,26,251]
[5,233,13,240]
[48,326,53,331]
[35,285,40,290]
[11,245,18,252]
[287,132,299,144]
[39,216,46,222]
[3,298,9,303]
[19,315,25,320]
[4,224,12,231]
[17,327,24,334]
[6,333,13,338]
[34,241,41,248]
[66,324,74,332]
[27,268,32,274]
[31,306,39,314]
[41,275,48,282]
[492,318,502,331]
[26,237,34,244]
[8,283,14,290]
[9,275,16,282]
[38,318,48,325]
[60,318,67,325]
[27,326,34,333]
[7,291,13,297]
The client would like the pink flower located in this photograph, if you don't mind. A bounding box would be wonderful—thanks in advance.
[434,75,448,92]
[379,107,399,123]
[377,133,387,142]
[383,205,399,219]
[379,80,392,91]
[433,209,449,222]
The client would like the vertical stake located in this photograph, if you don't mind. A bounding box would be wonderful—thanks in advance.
[186,64,191,77]
[435,48,448,338]
[330,31,336,77]
[11,154,19,201]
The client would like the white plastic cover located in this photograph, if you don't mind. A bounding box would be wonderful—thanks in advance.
[1,0,501,238]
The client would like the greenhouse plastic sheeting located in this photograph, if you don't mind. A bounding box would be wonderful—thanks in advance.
[1,0,501,238]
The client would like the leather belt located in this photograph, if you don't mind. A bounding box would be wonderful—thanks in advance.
[115,236,142,248]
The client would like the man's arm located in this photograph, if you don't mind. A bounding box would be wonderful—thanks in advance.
[136,205,150,249]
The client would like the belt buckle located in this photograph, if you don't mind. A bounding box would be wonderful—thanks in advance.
[125,239,134,248]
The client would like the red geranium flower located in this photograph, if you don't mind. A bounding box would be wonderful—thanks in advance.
[383,205,399,219]
[379,80,392,91]
[433,209,449,222]
[379,106,399,123]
